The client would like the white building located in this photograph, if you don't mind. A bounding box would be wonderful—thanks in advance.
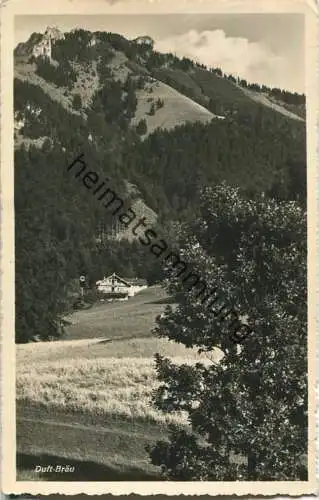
[96,273,147,299]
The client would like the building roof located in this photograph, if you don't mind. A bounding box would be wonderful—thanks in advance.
[97,273,147,287]
[122,277,148,286]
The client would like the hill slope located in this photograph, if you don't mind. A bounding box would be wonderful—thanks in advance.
[240,87,304,122]
[14,27,305,140]
[15,38,219,139]
[16,286,222,480]
[131,77,217,136]
[14,28,306,215]
[14,27,307,342]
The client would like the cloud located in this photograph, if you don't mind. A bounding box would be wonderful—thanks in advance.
[154,29,289,90]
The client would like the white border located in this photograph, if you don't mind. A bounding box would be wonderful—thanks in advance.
[1,0,317,495]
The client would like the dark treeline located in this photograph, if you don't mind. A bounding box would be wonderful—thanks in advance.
[15,74,160,343]
[34,56,77,88]
[15,142,164,343]
[126,106,306,218]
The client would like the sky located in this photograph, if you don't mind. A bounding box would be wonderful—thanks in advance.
[15,14,305,93]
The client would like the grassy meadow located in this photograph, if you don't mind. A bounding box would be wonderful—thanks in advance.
[16,286,221,480]
[62,285,171,340]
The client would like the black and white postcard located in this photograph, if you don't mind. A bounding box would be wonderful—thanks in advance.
[1,0,317,495]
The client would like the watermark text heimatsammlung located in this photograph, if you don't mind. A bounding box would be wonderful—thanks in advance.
[67,153,253,344]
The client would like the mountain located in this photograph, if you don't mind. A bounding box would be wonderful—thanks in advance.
[14,27,305,135]
[14,26,306,206]
[14,27,307,341]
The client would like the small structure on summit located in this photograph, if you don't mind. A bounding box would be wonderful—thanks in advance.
[96,273,147,300]
[133,36,154,48]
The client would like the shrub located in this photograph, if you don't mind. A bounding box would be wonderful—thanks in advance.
[136,118,147,135]
[148,102,155,116]
[156,98,164,109]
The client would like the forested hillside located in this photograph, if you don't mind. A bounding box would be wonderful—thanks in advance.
[14,28,307,342]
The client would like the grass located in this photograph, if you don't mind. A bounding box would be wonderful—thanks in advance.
[16,285,222,480]
[15,61,77,115]
[15,58,100,117]
[16,348,217,480]
[17,401,164,480]
[16,353,197,480]
[17,333,222,363]
[17,355,205,425]
[131,77,214,137]
[240,87,304,122]
[62,285,170,340]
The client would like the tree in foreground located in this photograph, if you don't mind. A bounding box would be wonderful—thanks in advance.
[148,183,307,480]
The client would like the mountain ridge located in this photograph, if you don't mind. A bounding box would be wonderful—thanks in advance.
[15,26,305,129]
[14,26,306,216]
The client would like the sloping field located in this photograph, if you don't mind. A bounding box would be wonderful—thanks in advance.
[116,185,158,241]
[163,66,305,123]
[132,78,216,136]
[63,285,169,340]
[17,334,219,364]
[17,354,207,425]
[240,87,304,122]
[15,62,78,114]
[17,402,164,480]
[16,348,217,480]
[16,285,222,480]
[15,59,100,114]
